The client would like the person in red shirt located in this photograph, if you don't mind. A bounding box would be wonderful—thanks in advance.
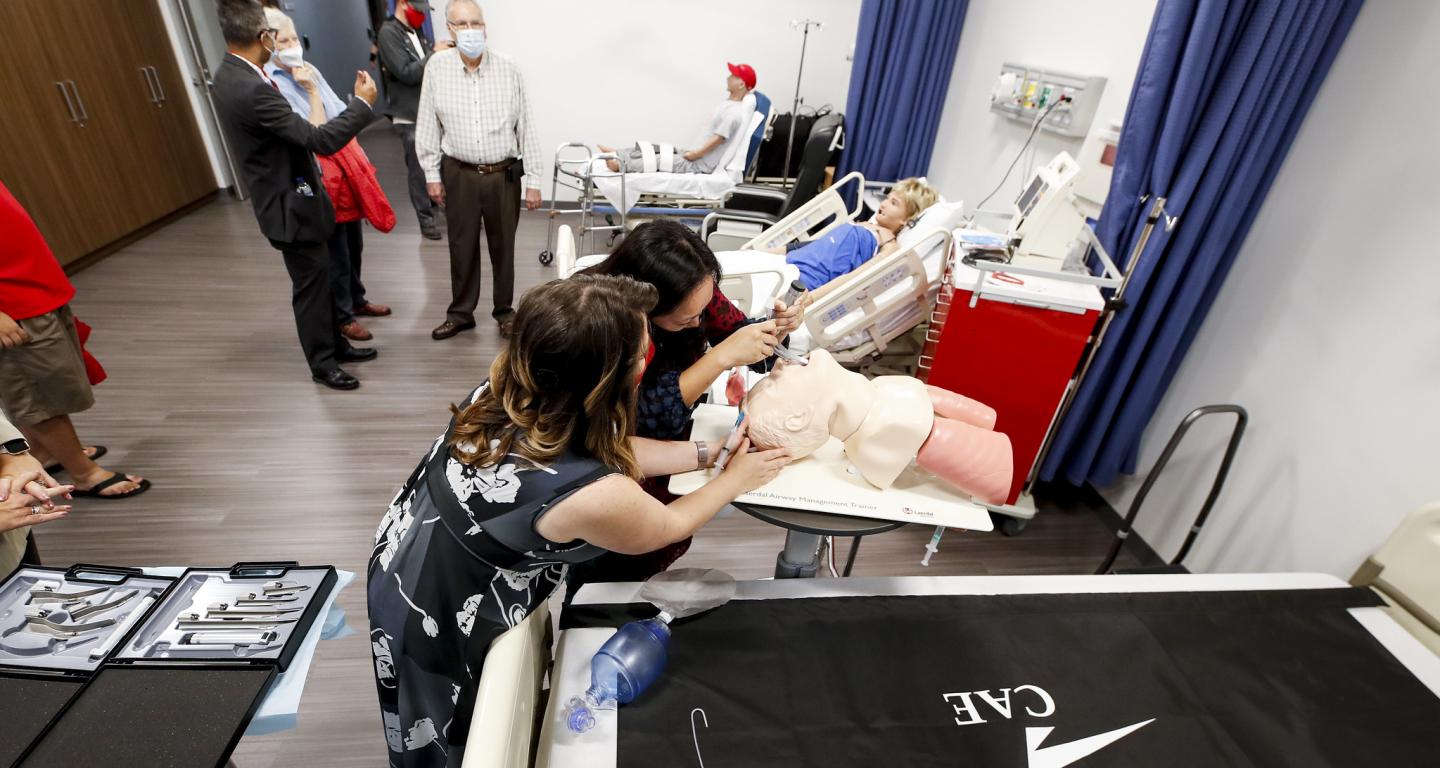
[0,181,151,499]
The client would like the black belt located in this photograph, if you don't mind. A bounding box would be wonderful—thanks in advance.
[446,156,516,174]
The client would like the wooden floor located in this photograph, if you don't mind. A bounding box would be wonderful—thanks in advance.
[34,123,1142,766]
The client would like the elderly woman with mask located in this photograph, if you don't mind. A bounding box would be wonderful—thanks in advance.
[263,8,395,343]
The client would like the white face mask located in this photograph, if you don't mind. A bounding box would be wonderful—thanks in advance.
[455,28,486,59]
[275,45,304,69]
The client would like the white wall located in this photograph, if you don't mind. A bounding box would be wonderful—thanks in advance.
[926,0,1156,208]
[1098,0,1440,578]
[434,0,861,197]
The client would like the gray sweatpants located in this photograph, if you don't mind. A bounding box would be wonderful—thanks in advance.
[617,143,715,174]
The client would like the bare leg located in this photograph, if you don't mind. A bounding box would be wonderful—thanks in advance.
[605,158,620,172]
[926,385,997,430]
[19,416,143,496]
[916,416,1012,505]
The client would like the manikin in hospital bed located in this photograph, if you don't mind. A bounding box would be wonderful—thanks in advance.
[755,178,939,292]
[709,176,968,362]
[744,348,1013,504]
[554,82,766,215]
[600,63,759,176]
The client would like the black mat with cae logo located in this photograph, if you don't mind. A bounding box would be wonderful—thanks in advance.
[561,588,1440,767]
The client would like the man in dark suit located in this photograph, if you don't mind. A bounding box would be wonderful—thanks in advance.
[211,0,380,390]
[376,0,448,240]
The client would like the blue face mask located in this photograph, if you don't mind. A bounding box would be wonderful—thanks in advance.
[455,28,486,59]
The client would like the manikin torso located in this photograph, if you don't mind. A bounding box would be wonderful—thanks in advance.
[745,349,933,488]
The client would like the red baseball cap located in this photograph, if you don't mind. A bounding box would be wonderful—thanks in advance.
[727,62,757,90]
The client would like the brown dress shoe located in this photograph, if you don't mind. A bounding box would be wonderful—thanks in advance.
[432,319,476,340]
[353,302,392,317]
[340,320,373,341]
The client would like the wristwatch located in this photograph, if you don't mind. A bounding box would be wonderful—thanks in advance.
[1,437,31,456]
[694,441,709,470]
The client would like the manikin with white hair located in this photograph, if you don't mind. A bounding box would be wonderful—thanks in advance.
[744,349,1013,504]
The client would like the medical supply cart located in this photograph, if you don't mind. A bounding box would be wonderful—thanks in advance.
[920,254,1109,535]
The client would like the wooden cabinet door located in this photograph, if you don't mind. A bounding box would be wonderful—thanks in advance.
[118,3,217,209]
[0,5,132,263]
[56,0,182,225]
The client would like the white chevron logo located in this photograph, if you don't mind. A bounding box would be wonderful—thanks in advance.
[1025,719,1155,768]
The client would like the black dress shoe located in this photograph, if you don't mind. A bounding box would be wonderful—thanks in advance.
[496,315,514,338]
[339,347,378,363]
[432,319,476,340]
[421,223,443,240]
[312,368,359,390]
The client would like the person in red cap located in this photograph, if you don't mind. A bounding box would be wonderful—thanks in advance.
[602,62,757,175]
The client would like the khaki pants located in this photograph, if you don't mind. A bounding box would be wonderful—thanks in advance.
[0,304,95,426]
[1,528,26,579]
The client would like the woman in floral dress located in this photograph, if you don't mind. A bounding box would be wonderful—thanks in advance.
[367,275,790,767]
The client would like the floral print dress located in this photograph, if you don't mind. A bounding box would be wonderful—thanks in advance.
[368,385,615,767]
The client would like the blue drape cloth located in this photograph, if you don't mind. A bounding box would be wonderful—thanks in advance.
[837,0,968,182]
[1040,0,1363,488]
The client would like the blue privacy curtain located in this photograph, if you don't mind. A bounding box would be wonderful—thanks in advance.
[837,0,968,181]
[1040,0,1363,487]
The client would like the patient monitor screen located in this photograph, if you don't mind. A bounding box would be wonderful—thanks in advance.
[1016,176,1047,219]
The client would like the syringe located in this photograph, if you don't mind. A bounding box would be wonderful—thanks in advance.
[921,526,947,566]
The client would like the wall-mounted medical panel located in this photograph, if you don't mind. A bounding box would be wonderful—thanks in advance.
[989,63,1107,138]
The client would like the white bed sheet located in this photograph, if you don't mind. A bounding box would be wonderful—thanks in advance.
[564,159,739,214]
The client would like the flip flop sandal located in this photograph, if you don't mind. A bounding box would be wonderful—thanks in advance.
[44,445,107,475]
[70,472,151,499]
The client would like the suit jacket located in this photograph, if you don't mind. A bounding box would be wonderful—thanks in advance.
[211,54,374,245]
[376,17,432,121]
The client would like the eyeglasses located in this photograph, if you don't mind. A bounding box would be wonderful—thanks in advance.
[447,20,486,30]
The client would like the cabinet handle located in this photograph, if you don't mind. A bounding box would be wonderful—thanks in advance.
[67,81,90,122]
[150,67,167,103]
[55,81,79,123]
[140,67,159,104]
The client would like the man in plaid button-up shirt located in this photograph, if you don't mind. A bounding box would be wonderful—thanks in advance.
[417,0,542,341]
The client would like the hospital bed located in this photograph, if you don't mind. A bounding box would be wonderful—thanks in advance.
[705,175,970,374]
[539,94,769,263]
[552,224,799,321]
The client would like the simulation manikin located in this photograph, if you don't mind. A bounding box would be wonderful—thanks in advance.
[744,349,1013,504]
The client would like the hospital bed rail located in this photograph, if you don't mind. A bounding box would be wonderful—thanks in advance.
[551,223,797,320]
[801,227,955,371]
[701,170,865,252]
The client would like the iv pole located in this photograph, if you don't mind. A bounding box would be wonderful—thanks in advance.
[781,19,823,189]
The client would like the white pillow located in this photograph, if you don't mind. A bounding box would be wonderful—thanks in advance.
[896,199,966,252]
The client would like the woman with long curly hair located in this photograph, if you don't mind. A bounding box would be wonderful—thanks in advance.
[366,274,789,766]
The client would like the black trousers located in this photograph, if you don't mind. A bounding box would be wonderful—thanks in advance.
[391,121,435,228]
[271,239,352,374]
[327,220,367,324]
[441,156,520,324]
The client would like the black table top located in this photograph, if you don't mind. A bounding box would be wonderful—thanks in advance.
[734,501,906,537]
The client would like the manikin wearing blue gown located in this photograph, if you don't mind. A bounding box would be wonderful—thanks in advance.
[773,178,938,293]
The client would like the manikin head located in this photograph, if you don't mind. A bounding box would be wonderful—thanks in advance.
[744,349,872,458]
[726,62,756,99]
[873,178,938,233]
